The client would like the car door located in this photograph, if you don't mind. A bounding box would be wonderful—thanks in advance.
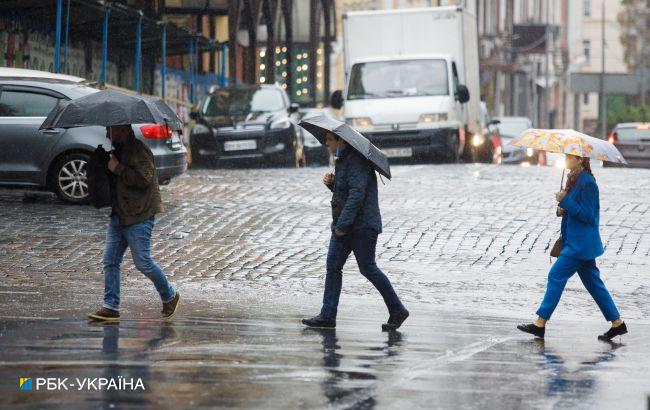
[0,85,65,184]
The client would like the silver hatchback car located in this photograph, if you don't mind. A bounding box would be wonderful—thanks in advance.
[0,68,187,203]
[605,122,650,168]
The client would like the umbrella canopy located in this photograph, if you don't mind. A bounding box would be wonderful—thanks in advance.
[40,89,183,130]
[299,114,391,179]
[510,128,627,164]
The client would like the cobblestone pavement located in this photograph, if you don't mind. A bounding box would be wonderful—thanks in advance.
[1,163,649,408]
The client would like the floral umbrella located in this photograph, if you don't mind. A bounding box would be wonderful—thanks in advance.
[510,128,627,165]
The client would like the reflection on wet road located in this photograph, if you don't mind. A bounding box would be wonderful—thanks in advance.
[2,303,648,408]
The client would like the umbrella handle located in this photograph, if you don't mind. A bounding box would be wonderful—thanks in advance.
[560,168,565,190]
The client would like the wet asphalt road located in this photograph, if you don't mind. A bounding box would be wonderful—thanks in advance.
[1,163,650,409]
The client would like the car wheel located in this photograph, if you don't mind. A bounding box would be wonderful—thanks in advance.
[50,153,90,204]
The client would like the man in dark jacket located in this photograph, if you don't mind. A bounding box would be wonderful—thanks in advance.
[302,132,409,330]
[88,124,180,322]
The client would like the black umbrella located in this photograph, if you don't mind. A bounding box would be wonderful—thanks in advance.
[40,88,183,130]
[299,114,391,179]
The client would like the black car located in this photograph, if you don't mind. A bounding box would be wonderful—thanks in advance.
[190,84,303,167]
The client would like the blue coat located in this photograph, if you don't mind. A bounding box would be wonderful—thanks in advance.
[329,147,382,234]
[558,171,604,260]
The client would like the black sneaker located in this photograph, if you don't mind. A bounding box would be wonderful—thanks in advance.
[88,307,120,322]
[302,314,336,328]
[517,323,545,338]
[598,322,627,341]
[162,292,180,320]
[382,308,409,331]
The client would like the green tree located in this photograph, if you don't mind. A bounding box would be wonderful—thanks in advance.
[618,0,649,72]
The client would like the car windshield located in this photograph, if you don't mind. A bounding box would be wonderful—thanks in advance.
[202,88,285,116]
[617,126,650,141]
[497,120,531,138]
[347,59,449,100]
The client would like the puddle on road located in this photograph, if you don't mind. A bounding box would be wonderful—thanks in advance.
[1,310,648,409]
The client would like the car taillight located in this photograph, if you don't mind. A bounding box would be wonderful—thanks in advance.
[607,132,617,144]
[492,133,502,148]
[140,124,172,139]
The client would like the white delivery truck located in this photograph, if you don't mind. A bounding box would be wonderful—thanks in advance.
[331,6,480,162]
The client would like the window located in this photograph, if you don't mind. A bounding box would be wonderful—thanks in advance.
[583,0,590,17]
[0,91,59,117]
[347,59,449,100]
[201,88,285,117]
[583,40,591,62]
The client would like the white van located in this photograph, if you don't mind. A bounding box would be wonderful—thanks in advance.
[331,6,480,162]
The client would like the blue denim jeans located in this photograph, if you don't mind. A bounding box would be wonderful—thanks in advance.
[103,215,175,311]
[536,254,620,321]
[320,229,405,319]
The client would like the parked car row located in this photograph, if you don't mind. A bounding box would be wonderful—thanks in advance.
[0,68,187,203]
[1,67,646,206]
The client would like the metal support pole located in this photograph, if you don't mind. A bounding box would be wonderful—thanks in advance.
[189,38,195,103]
[599,0,606,139]
[221,44,227,87]
[54,0,63,73]
[543,0,550,128]
[101,6,110,86]
[134,12,143,93]
[63,0,70,72]
[161,24,167,99]
[640,9,646,106]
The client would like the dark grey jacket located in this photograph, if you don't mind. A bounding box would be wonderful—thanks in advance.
[328,147,382,234]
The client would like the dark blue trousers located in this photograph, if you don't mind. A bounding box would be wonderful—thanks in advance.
[536,254,620,321]
[320,229,405,319]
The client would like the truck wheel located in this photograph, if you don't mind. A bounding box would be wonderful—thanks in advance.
[49,152,90,204]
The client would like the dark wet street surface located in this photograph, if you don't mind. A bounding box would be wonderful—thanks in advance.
[1,164,650,408]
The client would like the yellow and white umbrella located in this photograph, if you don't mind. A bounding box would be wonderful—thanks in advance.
[511,128,627,165]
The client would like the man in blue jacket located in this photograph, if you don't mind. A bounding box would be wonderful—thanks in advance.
[302,132,409,331]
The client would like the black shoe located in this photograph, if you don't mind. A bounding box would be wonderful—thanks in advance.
[162,292,180,320]
[382,308,409,331]
[301,314,336,328]
[517,323,545,338]
[598,322,627,341]
[88,307,120,322]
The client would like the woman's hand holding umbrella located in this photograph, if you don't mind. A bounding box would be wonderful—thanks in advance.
[555,190,567,202]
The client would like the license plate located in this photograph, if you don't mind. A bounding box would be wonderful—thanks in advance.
[383,147,413,158]
[224,140,257,151]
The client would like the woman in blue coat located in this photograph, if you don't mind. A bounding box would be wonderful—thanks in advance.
[517,154,627,341]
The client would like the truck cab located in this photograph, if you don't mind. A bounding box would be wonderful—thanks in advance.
[332,54,469,162]
[332,6,479,163]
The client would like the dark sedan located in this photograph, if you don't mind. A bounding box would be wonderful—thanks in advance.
[189,84,303,167]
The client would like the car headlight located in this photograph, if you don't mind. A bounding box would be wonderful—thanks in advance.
[472,134,486,146]
[345,117,373,127]
[419,113,448,123]
[270,119,292,129]
[191,123,210,135]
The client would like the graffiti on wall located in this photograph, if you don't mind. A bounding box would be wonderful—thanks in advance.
[1,17,128,86]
